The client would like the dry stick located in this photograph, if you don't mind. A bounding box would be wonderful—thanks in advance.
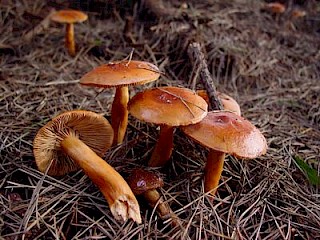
[187,42,224,111]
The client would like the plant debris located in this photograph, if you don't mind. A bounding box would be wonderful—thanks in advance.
[1,0,319,239]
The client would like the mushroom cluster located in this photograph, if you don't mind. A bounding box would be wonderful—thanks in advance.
[33,9,267,224]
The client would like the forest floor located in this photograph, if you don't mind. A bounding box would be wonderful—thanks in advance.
[0,0,320,239]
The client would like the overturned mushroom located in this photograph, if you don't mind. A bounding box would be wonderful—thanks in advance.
[181,111,267,196]
[127,168,181,227]
[51,9,88,56]
[33,110,141,223]
[80,60,160,146]
[128,86,208,167]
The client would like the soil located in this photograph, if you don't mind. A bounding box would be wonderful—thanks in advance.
[1,0,319,239]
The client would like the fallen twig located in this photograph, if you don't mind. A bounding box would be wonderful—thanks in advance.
[187,42,223,111]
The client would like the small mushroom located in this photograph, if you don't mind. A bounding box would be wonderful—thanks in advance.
[127,168,181,226]
[264,2,286,14]
[181,111,267,196]
[291,9,307,19]
[33,110,141,223]
[128,86,208,167]
[51,9,88,56]
[196,90,241,116]
[80,60,160,146]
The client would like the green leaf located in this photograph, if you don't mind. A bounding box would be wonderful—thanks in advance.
[293,155,320,186]
[93,39,103,46]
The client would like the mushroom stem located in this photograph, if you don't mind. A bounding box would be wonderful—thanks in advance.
[111,86,129,146]
[204,149,225,196]
[148,125,174,167]
[65,23,75,57]
[143,189,181,227]
[60,135,141,223]
[143,189,168,217]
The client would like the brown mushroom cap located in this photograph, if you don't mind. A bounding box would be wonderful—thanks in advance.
[196,90,241,116]
[80,60,160,88]
[33,110,114,176]
[127,169,164,195]
[51,10,88,24]
[181,111,267,158]
[128,86,208,126]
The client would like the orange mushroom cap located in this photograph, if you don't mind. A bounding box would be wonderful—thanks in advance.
[128,86,208,126]
[181,111,267,158]
[51,10,88,24]
[80,60,160,88]
[33,110,113,176]
[291,9,307,18]
[196,90,241,116]
[265,2,286,14]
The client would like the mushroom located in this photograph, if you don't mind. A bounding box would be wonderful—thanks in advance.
[127,168,181,226]
[196,90,241,116]
[50,9,88,56]
[128,86,208,167]
[33,110,141,223]
[80,60,160,146]
[291,9,307,19]
[181,111,267,196]
[264,2,286,14]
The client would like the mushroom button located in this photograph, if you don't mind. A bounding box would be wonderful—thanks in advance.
[80,60,160,146]
[127,168,181,226]
[33,110,141,223]
[51,9,88,56]
[128,86,208,167]
[181,111,267,196]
